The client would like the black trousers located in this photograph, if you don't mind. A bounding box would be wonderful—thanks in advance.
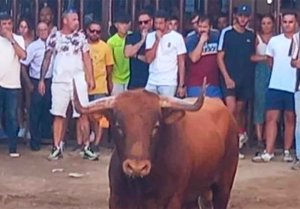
[29,78,52,148]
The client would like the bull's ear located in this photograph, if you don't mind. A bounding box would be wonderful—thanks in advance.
[162,109,186,124]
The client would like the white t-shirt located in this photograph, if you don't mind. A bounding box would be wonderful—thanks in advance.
[21,38,52,79]
[0,34,25,88]
[146,30,187,86]
[46,30,89,83]
[266,34,296,93]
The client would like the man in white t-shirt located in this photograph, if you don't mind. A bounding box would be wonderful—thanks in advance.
[0,13,26,157]
[38,9,97,161]
[145,10,187,97]
[253,12,297,163]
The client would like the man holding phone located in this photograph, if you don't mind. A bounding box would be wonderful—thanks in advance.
[185,15,221,98]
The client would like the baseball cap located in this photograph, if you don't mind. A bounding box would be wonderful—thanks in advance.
[236,5,252,16]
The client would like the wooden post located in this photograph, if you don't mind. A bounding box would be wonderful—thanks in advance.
[131,0,136,30]
[179,0,184,32]
[155,0,159,11]
[57,0,62,29]
[35,0,39,27]
[102,0,110,39]
[80,0,83,28]
[229,0,233,25]
[12,0,17,31]
[276,0,281,33]
[204,0,208,15]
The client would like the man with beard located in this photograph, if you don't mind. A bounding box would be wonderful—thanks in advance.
[86,21,114,149]
[186,15,221,98]
[124,10,153,89]
[217,5,255,159]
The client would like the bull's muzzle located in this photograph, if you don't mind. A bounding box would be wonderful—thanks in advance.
[122,159,152,177]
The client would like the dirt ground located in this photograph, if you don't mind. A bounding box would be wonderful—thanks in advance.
[0,144,299,209]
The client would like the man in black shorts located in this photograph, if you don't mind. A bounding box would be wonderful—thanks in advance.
[217,5,255,159]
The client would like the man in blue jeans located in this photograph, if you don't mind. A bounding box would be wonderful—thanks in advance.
[0,13,26,157]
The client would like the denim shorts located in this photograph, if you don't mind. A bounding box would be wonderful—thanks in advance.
[187,85,222,98]
[265,89,295,111]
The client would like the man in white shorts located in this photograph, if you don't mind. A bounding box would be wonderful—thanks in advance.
[38,9,97,160]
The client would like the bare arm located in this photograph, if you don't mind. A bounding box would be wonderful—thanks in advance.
[124,40,145,58]
[145,39,160,64]
[40,50,53,81]
[83,51,95,90]
[177,54,185,87]
[21,64,33,92]
[106,65,113,94]
[267,56,273,69]
[188,33,208,63]
[217,51,231,79]
[12,41,26,60]
[250,54,268,62]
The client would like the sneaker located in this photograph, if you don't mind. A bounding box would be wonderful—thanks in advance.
[18,128,26,138]
[239,153,245,159]
[59,141,65,153]
[9,153,20,158]
[239,132,248,149]
[48,147,62,161]
[252,151,274,162]
[82,146,99,161]
[291,159,300,170]
[283,150,293,162]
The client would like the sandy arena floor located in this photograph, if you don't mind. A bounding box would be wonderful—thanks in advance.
[0,145,299,209]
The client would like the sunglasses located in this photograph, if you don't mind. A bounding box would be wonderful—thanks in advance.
[89,29,101,34]
[138,20,150,25]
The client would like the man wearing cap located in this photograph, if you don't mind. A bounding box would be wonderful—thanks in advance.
[38,9,97,160]
[0,13,26,157]
[107,13,131,95]
[217,5,255,159]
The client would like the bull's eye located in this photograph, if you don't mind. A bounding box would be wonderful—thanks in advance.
[151,121,160,137]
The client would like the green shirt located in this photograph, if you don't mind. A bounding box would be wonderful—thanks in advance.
[107,33,130,84]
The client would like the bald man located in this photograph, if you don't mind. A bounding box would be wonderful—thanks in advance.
[38,10,97,161]
[21,22,52,151]
[39,6,56,33]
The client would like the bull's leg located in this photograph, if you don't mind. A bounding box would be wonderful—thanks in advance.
[165,193,183,209]
[198,190,213,209]
[212,184,232,209]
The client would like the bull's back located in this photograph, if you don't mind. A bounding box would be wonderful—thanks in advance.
[179,97,238,191]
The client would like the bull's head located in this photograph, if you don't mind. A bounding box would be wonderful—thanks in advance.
[73,80,206,178]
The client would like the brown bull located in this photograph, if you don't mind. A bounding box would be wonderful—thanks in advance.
[73,82,239,209]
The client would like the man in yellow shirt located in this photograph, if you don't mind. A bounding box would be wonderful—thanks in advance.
[86,21,114,148]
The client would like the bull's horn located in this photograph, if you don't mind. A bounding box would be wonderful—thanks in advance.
[159,77,207,111]
[73,80,115,114]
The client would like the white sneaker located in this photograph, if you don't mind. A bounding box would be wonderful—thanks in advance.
[17,128,26,138]
[252,151,274,162]
[9,153,20,158]
[239,132,248,149]
[283,150,293,162]
[239,153,245,159]
[59,141,65,153]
